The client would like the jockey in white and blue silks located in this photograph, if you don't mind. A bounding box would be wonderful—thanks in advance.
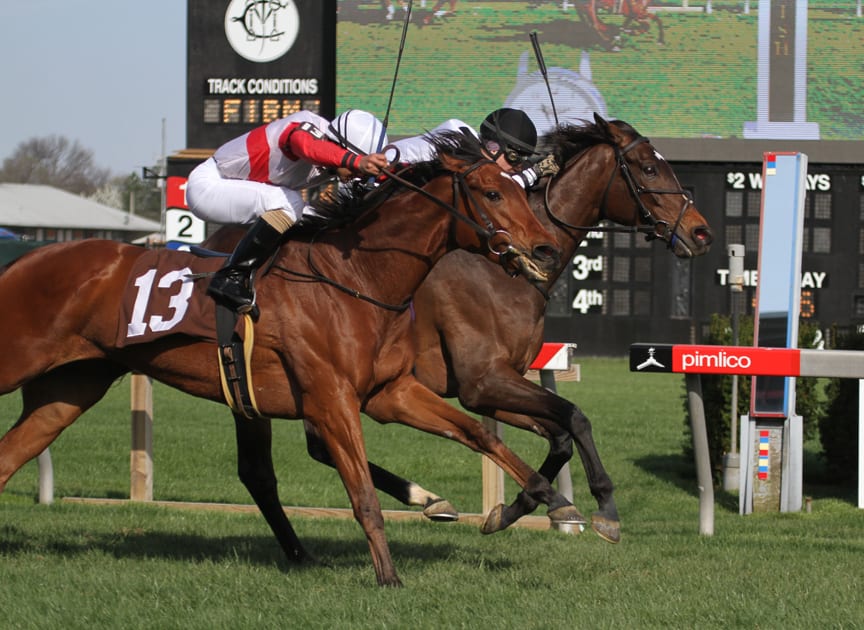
[391,108,558,191]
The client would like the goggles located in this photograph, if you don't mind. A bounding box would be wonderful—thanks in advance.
[485,140,532,169]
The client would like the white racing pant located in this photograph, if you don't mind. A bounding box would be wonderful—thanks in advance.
[186,157,306,225]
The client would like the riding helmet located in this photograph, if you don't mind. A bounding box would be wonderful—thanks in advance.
[327,109,389,155]
[479,108,538,157]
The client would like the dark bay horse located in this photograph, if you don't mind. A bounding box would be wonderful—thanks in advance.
[0,133,575,587]
[294,115,712,543]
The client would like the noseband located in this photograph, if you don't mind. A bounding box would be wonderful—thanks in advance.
[545,134,694,249]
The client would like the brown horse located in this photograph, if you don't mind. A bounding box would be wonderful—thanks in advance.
[0,132,575,587]
[577,0,665,46]
[291,115,712,542]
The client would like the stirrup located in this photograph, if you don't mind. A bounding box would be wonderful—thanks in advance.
[208,270,254,312]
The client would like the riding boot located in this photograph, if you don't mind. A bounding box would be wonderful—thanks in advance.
[208,211,293,314]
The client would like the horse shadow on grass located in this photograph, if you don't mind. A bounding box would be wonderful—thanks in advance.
[0,522,515,574]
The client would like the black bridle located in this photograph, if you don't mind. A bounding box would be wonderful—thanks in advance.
[544,134,694,249]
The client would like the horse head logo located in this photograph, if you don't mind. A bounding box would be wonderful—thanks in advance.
[224,0,300,63]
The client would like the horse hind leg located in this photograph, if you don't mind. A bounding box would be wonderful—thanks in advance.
[234,413,313,565]
[302,419,459,522]
[0,360,126,493]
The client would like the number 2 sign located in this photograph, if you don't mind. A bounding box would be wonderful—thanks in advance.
[166,176,206,244]
[166,209,206,244]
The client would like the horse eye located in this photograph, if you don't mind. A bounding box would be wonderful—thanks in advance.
[643,164,658,177]
[485,190,502,201]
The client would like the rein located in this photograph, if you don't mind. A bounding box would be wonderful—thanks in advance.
[543,134,693,249]
[271,159,515,311]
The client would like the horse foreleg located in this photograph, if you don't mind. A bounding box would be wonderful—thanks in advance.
[0,360,125,493]
[233,413,312,564]
[302,419,458,521]
[456,370,619,541]
[365,377,585,534]
[304,394,402,588]
[566,405,621,542]
[502,405,621,543]
[486,411,573,524]
[653,13,665,44]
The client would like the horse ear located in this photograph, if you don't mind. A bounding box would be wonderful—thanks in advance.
[593,112,613,137]
[438,151,463,173]
[594,113,627,145]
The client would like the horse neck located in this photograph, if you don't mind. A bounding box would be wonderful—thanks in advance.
[314,186,458,304]
[530,147,614,285]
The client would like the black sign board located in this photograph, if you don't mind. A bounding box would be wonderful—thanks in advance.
[186,0,336,150]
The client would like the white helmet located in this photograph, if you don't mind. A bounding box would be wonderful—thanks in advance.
[327,109,389,155]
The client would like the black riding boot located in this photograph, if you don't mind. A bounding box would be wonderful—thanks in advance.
[208,217,285,314]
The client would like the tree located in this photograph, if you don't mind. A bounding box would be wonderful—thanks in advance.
[0,135,111,196]
[113,171,163,223]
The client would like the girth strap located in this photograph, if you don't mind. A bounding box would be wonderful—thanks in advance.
[215,304,262,420]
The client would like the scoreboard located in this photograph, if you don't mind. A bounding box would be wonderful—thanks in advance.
[186,0,336,150]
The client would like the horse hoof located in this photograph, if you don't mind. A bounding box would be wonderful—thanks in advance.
[551,521,584,535]
[423,498,459,522]
[547,505,587,526]
[591,513,621,544]
[480,504,506,535]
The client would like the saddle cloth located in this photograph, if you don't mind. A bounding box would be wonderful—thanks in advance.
[115,248,226,348]
[116,247,263,419]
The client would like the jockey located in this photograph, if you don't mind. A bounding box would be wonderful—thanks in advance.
[186,109,390,315]
[391,107,558,190]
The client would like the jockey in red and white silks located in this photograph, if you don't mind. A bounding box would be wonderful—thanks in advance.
[186,109,389,315]
[187,110,388,226]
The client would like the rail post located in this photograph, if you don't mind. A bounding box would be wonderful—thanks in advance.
[130,373,154,501]
[37,448,53,505]
[685,374,714,535]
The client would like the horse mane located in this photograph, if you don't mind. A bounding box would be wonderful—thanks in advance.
[540,119,638,167]
[302,129,486,230]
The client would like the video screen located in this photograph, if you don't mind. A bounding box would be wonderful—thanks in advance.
[336,1,862,158]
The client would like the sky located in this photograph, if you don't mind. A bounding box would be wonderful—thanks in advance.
[0,1,188,177]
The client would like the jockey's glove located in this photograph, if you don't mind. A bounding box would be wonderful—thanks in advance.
[534,153,560,177]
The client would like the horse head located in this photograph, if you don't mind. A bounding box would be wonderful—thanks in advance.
[543,113,712,259]
[422,130,561,282]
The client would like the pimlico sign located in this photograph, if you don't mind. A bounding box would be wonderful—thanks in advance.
[629,344,802,376]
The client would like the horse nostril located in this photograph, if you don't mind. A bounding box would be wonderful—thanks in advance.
[533,244,561,266]
[694,227,713,246]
